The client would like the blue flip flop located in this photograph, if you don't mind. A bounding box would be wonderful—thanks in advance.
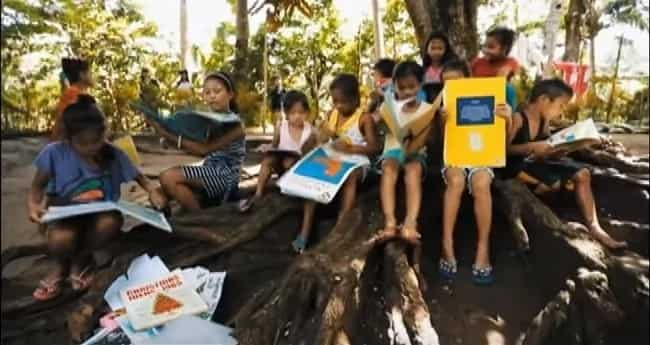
[439,258,457,282]
[292,235,307,254]
[472,265,495,286]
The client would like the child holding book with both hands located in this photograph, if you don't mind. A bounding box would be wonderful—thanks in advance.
[239,90,317,212]
[502,79,627,250]
[149,72,246,211]
[292,74,381,253]
[438,59,513,285]
[28,95,167,301]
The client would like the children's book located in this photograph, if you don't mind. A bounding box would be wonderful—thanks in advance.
[112,135,141,166]
[276,144,370,204]
[42,201,172,233]
[443,77,507,167]
[547,118,601,152]
[380,91,441,147]
[120,269,208,331]
[131,101,241,143]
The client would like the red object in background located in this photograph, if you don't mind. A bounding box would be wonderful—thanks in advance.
[554,62,590,98]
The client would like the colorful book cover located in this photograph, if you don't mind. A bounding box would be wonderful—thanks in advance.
[119,270,208,331]
[276,144,370,204]
[547,118,601,152]
[443,77,507,167]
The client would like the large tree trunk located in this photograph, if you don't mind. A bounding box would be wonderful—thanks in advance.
[563,0,584,62]
[234,0,250,83]
[405,0,479,60]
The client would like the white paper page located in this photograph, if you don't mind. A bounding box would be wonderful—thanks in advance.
[43,202,119,223]
[116,201,172,232]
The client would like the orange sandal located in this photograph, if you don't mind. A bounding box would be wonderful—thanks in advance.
[33,278,63,301]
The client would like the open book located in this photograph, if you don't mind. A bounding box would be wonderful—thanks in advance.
[380,91,440,146]
[277,144,370,204]
[120,269,209,331]
[131,101,241,143]
[547,118,601,152]
[42,200,172,232]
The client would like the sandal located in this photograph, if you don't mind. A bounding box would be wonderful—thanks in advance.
[33,277,63,301]
[439,258,457,282]
[472,264,495,286]
[291,235,307,254]
[238,195,259,213]
[400,222,422,246]
[69,266,95,291]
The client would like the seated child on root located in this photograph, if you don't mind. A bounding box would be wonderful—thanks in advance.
[438,59,513,285]
[149,72,246,211]
[502,78,627,250]
[28,95,167,301]
[291,74,381,253]
[239,90,317,212]
[379,61,434,245]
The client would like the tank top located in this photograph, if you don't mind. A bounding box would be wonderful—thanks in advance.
[326,108,367,147]
[278,120,313,152]
[503,111,548,177]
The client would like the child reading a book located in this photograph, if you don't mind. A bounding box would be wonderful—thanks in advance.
[239,90,317,212]
[150,71,246,211]
[472,26,520,110]
[423,31,458,84]
[379,61,434,245]
[291,74,380,253]
[28,95,168,301]
[438,59,513,285]
[51,58,93,142]
[503,78,627,249]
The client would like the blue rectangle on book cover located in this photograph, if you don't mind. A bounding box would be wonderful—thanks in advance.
[456,96,495,126]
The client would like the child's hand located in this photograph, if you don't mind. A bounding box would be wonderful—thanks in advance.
[28,204,46,224]
[528,141,554,160]
[149,189,168,210]
[332,139,352,153]
[255,143,273,153]
[495,103,512,120]
[439,108,448,122]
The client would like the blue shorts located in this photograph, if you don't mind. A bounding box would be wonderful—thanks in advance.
[380,148,428,175]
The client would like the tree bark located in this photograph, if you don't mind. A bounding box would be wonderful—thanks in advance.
[563,0,584,62]
[234,0,250,83]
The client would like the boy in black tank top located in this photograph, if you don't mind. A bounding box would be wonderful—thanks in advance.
[503,79,627,249]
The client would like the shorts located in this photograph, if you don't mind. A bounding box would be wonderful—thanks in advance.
[182,163,239,202]
[517,160,584,189]
[380,148,428,175]
[441,167,494,195]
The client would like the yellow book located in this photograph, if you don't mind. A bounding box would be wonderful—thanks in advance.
[113,135,141,166]
[443,77,507,167]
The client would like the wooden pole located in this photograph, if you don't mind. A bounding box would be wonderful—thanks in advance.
[606,35,625,123]
[371,0,385,60]
[180,0,188,69]
[262,26,269,135]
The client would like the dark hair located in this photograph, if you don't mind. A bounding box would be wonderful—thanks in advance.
[393,60,424,83]
[486,27,517,55]
[62,95,114,167]
[62,58,90,84]
[422,31,457,69]
[373,58,397,79]
[529,78,574,103]
[283,90,310,112]
[441,59,471,78]
[330,74,360,104]
[204,71,239,113]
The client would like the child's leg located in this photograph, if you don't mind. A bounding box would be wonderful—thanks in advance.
[281,156,298,171]
[338,168,362,222]
[441,168,466,262]
[573,168,627,249]
[402,161,424,244]
[293,200,316,253]
[470,170,494,268]
[256,155,279,198]
[159,167,202,211]
[380,159,400,235]
[34,221,81,299]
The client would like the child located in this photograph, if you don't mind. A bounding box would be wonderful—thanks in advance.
[239,90,317,212]
[51,58,93,142]
[503,78,627,250]
[422,31,458,84]
[472,27,520,110]
[368,58,397,119]
[292,74,380,253]
[438,59,513,285]
[175,69,193,107]
[150,72,246,210]
[28,95,167,301]
[379,61,433,245]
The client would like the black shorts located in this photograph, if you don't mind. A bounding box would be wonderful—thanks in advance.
[518,159,586,188]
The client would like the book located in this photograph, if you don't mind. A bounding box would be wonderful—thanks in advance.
[131,101,241,143]
[380,91,441,147]
[276,144,370,204]
[112,135,141,166]
[120,270,208,331]
[443,77,507,168]
[547,118,601,152]
[42,201,172,233]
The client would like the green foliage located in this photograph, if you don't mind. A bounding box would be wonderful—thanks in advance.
[382,0,419,60]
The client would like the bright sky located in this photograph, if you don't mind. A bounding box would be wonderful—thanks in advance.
[135,0,648,76]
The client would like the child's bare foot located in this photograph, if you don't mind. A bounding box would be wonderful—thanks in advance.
[590,225,627,249]
[400,222,421,246]
[33,273,64,301]
[377,222,399,242]
[69,256,95,291]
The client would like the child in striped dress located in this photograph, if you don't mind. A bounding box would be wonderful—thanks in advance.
[148,72,246,210]
[239,90,317,212]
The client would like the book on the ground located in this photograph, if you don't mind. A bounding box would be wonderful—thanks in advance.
[380,91,440,147]
[547,118,601,152]
[443,77,507,167]
[120,269,208,331]
[276,144,370,204]
[131,101,241,143]
[42,201,172,233]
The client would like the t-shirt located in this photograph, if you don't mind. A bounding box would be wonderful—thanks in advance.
[471,56,520,79]
[34,142,140,205]
[51,85,85,141]
[424,65,443,84]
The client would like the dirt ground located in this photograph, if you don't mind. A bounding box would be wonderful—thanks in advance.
[1,133,648,344]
